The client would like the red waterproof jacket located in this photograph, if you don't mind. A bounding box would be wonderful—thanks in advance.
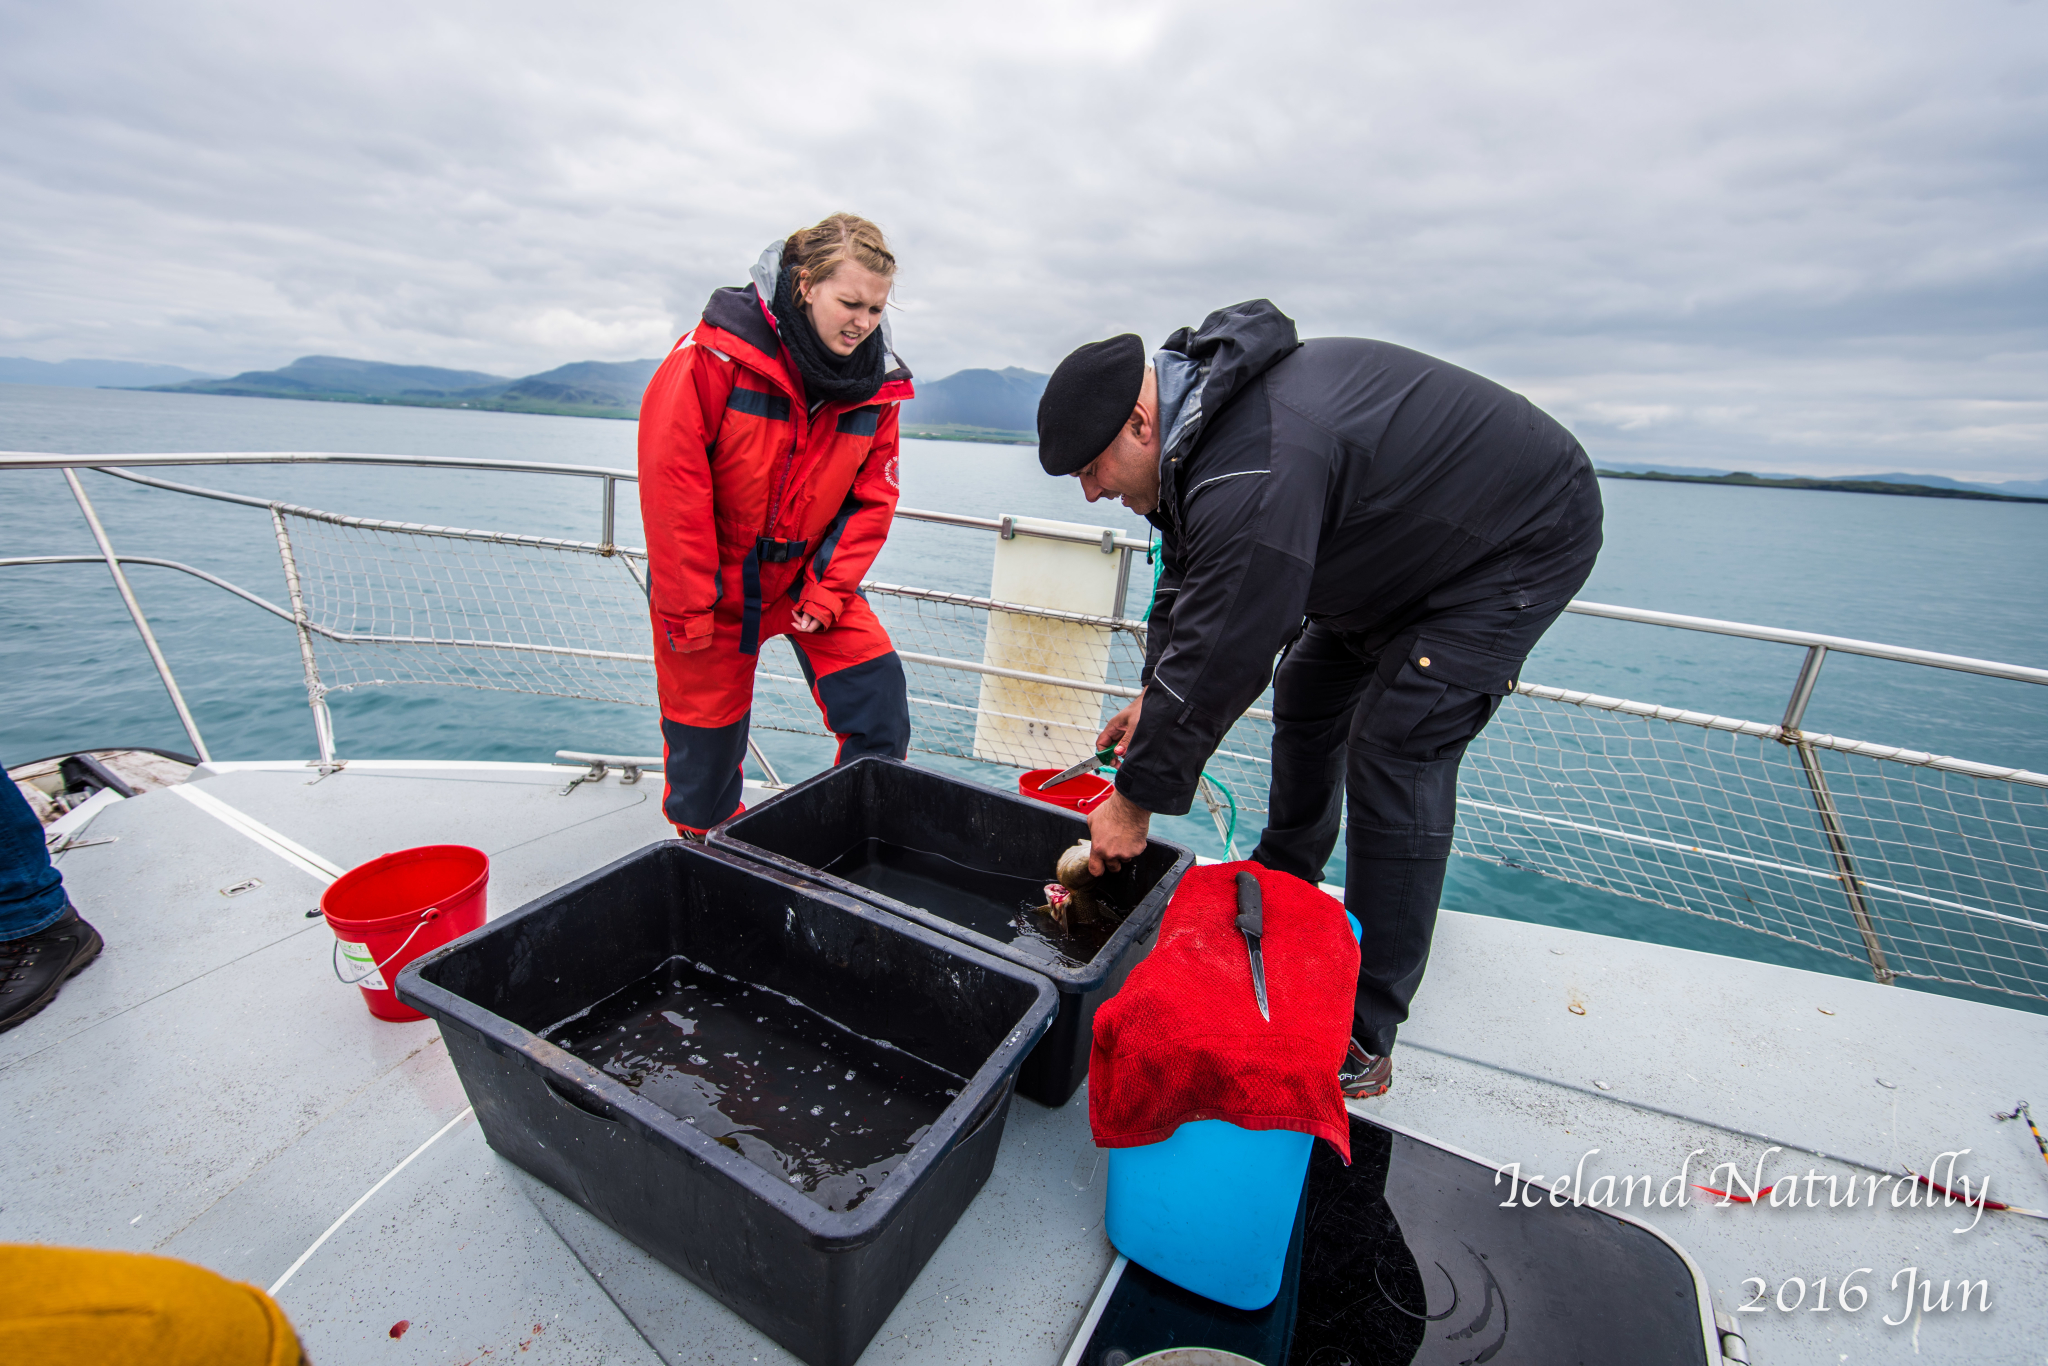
[638,272,914,658]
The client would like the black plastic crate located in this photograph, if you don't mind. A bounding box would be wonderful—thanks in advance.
[395,841,1057,1366]
[710,757,1193,1107]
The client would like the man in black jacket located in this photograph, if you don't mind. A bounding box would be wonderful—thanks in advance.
[1039,300,1602,1097]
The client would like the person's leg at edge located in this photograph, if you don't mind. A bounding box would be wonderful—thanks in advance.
[1248,622,1372,883]
[788,595,910,762]
[2,774,103,1032]
[1,775,66,940]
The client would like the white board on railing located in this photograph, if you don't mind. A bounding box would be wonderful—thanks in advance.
[971,515,1123,771]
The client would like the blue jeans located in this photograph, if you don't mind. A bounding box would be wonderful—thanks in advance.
[1,776,68,940]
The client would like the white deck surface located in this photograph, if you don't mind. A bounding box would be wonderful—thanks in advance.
[4,760,2045,1364]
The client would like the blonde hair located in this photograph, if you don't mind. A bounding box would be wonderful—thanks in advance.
[784,213,897,297]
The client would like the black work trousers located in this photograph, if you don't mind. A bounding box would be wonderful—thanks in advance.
[1251,469,1602,1056]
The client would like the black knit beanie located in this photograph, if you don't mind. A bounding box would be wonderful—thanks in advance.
[1037,334,1145,475]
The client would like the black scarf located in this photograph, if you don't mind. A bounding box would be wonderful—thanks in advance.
[769,264,889,408]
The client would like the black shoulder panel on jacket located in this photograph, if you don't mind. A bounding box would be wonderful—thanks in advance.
[728,386,791,422]
[835,406,880,436]
[701,284,783,362]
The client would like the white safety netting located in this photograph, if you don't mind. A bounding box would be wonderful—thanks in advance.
[273,504,2048,1003]
[279,507,656,706]
[1456,690,2048,1000]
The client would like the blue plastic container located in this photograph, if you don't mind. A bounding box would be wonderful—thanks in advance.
[1106,1120,1314,1310]
[1103,912,1361,1310]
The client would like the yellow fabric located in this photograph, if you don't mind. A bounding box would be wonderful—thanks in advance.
[0,1244,302,1366]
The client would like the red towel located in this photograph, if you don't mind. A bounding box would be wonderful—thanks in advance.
[1089,861,1360,1161]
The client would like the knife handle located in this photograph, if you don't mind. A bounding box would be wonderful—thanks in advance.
[1235,870,1262,937]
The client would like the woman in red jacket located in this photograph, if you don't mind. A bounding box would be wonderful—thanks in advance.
[638,214,915,835]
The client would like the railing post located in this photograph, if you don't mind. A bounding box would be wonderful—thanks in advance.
[1792,744,1895,984]
[63,470,212,763]
[1779,644,1894,983]
[746,736,782,788]
[600,476,617,557]
[1781,644,1828,732]
[1112,546,1134,621]
[270,507,339,771]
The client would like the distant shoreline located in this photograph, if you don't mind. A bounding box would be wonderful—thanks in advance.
[1595,468,2048,505]
[900,424,1035,446]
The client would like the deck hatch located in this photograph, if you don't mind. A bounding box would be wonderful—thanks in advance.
[1074,1111,1716,1365]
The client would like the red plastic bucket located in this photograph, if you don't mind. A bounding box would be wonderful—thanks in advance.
[321,845,489,1022]
[1019,768,1116,814]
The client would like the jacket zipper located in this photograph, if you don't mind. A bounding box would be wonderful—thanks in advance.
[726,335,807,541]
[764,408,806,540]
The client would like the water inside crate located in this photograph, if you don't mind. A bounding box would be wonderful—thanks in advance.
[542,956,964,1212]
[820,837,1125,968]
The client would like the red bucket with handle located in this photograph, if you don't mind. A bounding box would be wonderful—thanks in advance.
[321,845,489,1022]
[1019,768,1116,814]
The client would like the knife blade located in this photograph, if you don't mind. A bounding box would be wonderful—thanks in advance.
[1235,870,1270,1021]
[1037,746,1119,792]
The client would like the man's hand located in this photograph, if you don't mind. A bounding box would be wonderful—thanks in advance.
[1087,789,1151,877]
[792,611,825,634]
[1097,689,1144,759]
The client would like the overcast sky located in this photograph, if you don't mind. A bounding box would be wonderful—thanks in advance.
[3,0,2043,479]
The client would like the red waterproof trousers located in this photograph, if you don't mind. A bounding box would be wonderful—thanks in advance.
[639,276,914,833]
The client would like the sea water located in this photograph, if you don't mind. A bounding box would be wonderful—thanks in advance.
[542,955,962,1212]
[4,382,2044,999]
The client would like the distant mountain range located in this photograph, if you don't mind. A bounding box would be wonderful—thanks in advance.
[898,367,1046,443]
[0,356,225,387]
[140,354,665,419]
[3,347,1049,439]
[103,352,1050,436]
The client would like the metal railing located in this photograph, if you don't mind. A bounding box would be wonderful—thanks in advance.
[6,451,2045,1000]
[11,449,2041,678]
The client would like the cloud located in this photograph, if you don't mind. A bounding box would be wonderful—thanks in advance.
[1,0,2043,477]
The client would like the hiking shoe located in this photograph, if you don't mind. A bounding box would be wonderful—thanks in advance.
[0,904,104,1034]
[1339,1038,1392,1099]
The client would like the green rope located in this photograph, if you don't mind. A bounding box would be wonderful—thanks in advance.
[1200,772,1240,858]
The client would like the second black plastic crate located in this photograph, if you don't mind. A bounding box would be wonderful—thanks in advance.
[711,757,1193,1106]
[395,841,1057,1366]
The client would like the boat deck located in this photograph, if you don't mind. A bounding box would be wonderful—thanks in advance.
[5,760,2045,1364]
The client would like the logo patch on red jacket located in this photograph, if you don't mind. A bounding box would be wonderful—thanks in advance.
[885,454,900,491]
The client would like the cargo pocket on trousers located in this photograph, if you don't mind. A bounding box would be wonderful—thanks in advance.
[660,613,714,652]
[1358,637,1522,758]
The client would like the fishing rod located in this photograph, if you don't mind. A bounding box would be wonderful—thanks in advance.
[1994,1100,2048,1183]
[1904,1170,2048,1221]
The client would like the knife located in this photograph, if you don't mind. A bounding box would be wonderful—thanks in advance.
[1235,870,1270,1022]
[1037,746,1119,792]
